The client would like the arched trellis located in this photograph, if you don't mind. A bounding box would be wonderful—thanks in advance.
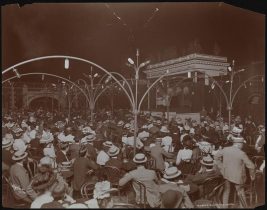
[2,72,91,116]
[2,55,134,109]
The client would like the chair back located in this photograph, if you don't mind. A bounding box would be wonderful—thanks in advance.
[80,182,95,199]
[202,176,223,199]
[26,159,38,179]
[132,180,147,208]
[145,158,156,170]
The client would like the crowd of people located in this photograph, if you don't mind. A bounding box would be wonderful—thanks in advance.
[2,107,265,208]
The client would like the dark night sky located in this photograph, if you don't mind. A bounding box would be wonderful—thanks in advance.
[1,2,265,83]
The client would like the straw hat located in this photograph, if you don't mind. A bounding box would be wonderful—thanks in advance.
[12,150,28,161]
[133,153,147,163]
[31,172,57,191]
[107,145,120,157]
[103,141,113,147]
[200,155,214,166]
[138,131,150,140]
[163,167,181,179]
[2,133,14,148]
[93,181,118,200]
[160,126,170,133]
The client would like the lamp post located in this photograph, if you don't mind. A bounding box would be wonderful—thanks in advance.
[226,60,245,127]
[127,49,151,155]
[82,66,100,122]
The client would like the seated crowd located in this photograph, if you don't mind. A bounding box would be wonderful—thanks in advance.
[2,108,265,208]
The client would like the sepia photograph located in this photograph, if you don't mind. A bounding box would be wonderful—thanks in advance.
[1,1,265,209]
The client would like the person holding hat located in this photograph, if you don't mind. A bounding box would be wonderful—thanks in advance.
[119,153,161,208]
[9,150,35,203]
[214,136,256,207]
[158,167,194,208]
[72,145,99,198]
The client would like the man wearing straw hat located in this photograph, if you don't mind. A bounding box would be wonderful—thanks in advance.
[9,150,36,203]
[119,153,161,208]
[214,136,255,207]
[2,133,14,172]
[159,166,194,208]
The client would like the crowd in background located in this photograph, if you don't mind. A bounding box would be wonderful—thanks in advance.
[2,107,265,208]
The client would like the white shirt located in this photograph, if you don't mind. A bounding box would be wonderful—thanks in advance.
[96,150,110,166]
[161,136,173,152]
[30,191,54,208]
[176,148,193,166]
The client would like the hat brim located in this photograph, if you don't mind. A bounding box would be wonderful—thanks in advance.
[133,156,147,163]
[12,152,28,161]
[163,170,182,179]
[200,160,214,166]
[2,139,13,148]
[108,149,120,157]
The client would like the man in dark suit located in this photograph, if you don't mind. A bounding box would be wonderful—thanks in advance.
[72,145,99,198]
[214,136,255,207]
[9,150,37,203]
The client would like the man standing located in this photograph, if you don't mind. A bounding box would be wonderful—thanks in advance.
[214,136,255,207]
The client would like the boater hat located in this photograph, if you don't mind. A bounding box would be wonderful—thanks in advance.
[163,167,182,179]
[12,150,28,161]
[160,126,170,133]
[107,146,120,157]
[103,141,113,147]
[232,136,246,144]
[200,155,214,166]
[2,134,14,148]
[133,153,147,163]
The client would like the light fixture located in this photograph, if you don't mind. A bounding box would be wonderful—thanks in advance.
[42,74,44,81]
[249,82,252,86]
[13,68,21,78]
[64,58,69,69]
[225,80,230,84]
[93,73,99,78]
[244,83,247,88]
[187,72,191,78]
[62,81,66,85]
[192,91,195,95]
[52,83,56,87]
[227,66,232,72]
[140,60,150,68]
[128,58,135,65]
